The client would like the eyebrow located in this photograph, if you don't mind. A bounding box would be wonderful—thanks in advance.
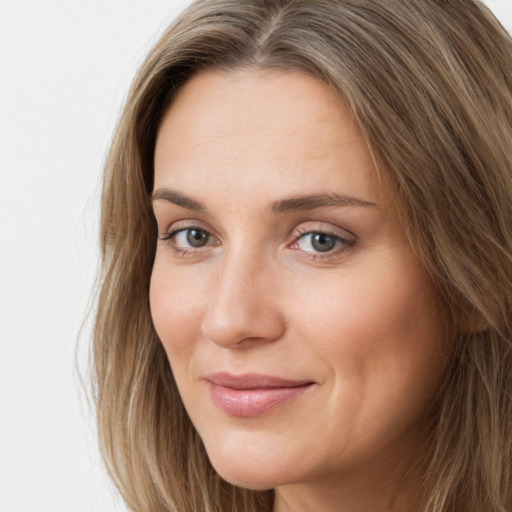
[151,188,206,212]
[269,193,376,213]
[151,188,376,213]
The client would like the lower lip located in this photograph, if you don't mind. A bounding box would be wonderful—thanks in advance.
[208,383,312,417]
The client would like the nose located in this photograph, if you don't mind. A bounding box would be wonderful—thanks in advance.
[200,250,286,348]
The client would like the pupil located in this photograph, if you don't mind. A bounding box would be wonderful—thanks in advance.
[312,233,335,252]
[187,229,208,247]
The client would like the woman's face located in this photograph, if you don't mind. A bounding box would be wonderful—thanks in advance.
[151,69,449,504]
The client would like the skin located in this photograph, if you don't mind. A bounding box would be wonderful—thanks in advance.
[150,69,450,512]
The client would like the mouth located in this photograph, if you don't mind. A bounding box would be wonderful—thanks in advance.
[205,372,315,417]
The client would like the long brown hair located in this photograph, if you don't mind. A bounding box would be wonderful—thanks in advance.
[93,1,512,510]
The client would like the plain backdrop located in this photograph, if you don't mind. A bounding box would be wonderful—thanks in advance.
[0,1,511,511]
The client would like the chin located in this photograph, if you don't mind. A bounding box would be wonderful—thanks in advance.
[218,472,276,491]
[204,443,293,490]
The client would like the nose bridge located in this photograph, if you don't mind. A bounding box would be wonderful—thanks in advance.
[201,242,284,347]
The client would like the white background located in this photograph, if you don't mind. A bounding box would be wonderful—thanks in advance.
[0,1,511,511]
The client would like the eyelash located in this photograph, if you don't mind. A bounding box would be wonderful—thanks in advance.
[158,226,215,257]
[158,225,355,260]
[291,227,355,260]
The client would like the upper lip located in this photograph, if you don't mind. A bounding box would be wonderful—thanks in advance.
[205,372,314,390]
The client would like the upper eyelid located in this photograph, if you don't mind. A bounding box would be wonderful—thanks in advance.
[158,218,215,235]
[169,225,212,235]
[290,222,356,241]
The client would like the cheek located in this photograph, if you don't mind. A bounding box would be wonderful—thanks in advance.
[287,251,447,399]
[149,260,208,361]
[282,256,448,463]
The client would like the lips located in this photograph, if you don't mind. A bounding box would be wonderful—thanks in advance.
[206,372,314,417]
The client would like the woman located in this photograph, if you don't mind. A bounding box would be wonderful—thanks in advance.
[93,1,512,511]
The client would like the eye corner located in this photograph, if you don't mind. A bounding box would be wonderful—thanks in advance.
[157,232,173,242]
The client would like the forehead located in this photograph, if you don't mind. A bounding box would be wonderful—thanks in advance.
[154,69,388,208]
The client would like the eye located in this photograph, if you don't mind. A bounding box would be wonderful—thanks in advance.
[159,227,216,251]
[292,229,355,256]
[176,228,210,248]
[298,232,338,253]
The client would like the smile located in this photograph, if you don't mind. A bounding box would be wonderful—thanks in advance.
[206,373,315,417]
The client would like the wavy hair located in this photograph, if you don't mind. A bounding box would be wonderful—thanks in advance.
[93,1,512,510]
